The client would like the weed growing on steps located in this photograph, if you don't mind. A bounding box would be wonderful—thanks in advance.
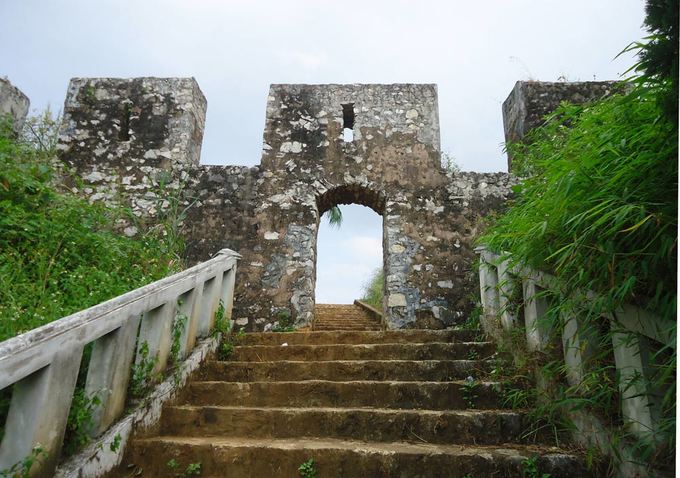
[461,301,482,330]
[0,446,46,478]
[521,455,551,478]
[461,377,479,408]
[109,433,122,453]
[218,342,234,360]
[298,458,317,478]
[167,459,202,477]
[212,300,229,337]
[272,309,295,332]
[218,328,246,361]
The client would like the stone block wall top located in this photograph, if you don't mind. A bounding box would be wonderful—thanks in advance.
[57,77,207,213]
[0,77,30,135]
[502,80,620,171]
[261,83,440,175]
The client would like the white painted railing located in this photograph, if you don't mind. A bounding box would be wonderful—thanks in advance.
[0,249,240,477]
[476,247,674,443]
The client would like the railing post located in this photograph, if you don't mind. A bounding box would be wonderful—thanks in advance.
[497,258,519,331]
[136,303,175,374]
[84,314,141,435]
[177,284,204,359]
[561,311,600,387]
[197,275,222,337]
[0,347,83,477]
[522,279,551,351]
[221,264,237,322]
[611,327,660,440]
[477,250,500,329]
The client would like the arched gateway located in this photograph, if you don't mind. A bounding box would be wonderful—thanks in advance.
[58,79,513,330]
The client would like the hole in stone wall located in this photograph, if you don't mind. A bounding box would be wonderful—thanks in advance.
[119,103,132,141]
[342,103,354,143]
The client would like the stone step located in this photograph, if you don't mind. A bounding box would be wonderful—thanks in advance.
[160,406,538,445]
[311,327,382,331]
[199,359,491,382]
[237,329,481,346]
[312,319,380,325]
[125,437,590,478]
[231,342,494,361]
[312,326,382,331]
[180,380,506,410]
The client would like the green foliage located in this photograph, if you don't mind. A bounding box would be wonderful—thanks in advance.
[322,206,343,228]
[218,342,234,360]
[298,458,317,478]
[212,300,229,337]
[166,459,201,477]
[170,308,188,384]
[490,83,676,324]
[0,446,46,478]
[630,0,678,121]
[441,151,461,173]
[19,106,61,154]
[461,377,479,408]
[129,340,158,399]
[62,388,101,456]
[0,113,186,342]
[521,456,551,478]
[461,300,482,330]
[484,48,677,471]
[171,309,187,363]
[109,433,122,453]
[272,309,296,332]
[361,268,384,309]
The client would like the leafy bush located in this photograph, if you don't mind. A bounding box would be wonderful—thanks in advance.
[481,27,677,472]
[490,81,676,321]
[0,115,185,341]
[361,268,383,309]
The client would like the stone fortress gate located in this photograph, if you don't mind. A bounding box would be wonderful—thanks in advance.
[58,79,514,330]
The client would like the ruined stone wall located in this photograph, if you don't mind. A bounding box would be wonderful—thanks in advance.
[57,77,206,233]
[0,77,30,135]
[502,80,623,170]
[57,78,514,330]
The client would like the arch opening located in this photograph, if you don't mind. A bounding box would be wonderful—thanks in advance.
[314,185,386,328]
[316,184,386,217]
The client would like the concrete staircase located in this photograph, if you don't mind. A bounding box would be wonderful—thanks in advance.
[312,303,382,331]
[113,329,590,477]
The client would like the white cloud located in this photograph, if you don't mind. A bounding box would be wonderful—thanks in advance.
[276,50,329,70]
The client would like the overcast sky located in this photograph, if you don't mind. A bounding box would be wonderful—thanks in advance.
[1,0,648,303]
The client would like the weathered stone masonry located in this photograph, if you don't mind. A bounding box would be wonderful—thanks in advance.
[58,78,515,330]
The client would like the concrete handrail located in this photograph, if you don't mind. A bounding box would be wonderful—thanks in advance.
[475,246,672,444]
[0,248,240,477]
[353,299,383,325]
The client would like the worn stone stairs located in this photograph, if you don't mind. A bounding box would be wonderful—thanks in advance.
[113,328,590,477]
[312,303,382,331]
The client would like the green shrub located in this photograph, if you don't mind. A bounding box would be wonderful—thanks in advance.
[0,116,185,341]
[361,268,383,309]
[482,72,676,472]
